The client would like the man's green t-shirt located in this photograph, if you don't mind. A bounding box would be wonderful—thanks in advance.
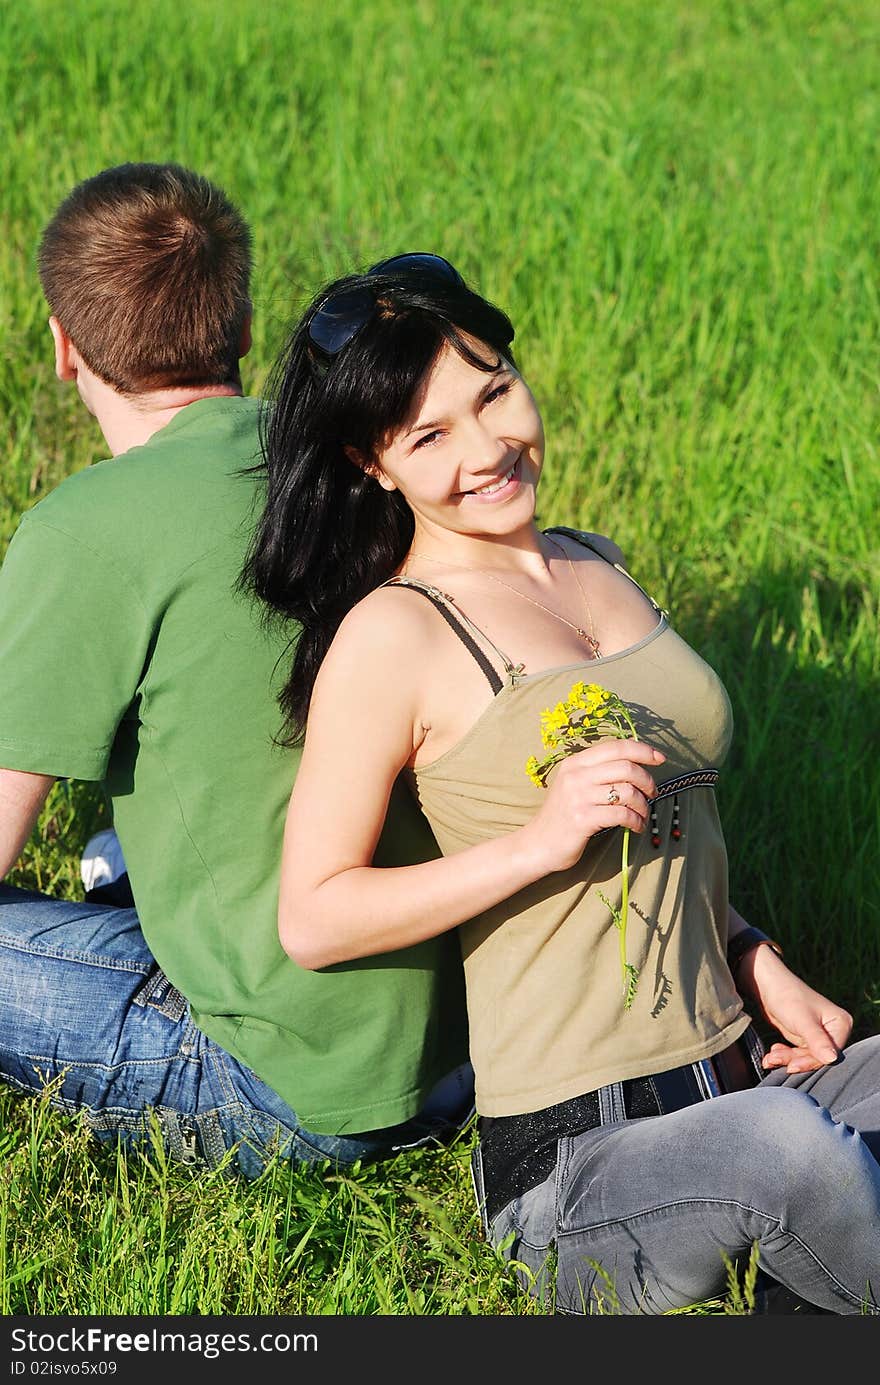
[0,396,468,1132]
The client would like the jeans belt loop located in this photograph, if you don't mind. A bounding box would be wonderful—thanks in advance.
[693,1057,723,1099]
[597,1080,627,1125]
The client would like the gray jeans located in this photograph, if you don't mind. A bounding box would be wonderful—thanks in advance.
[473,1035,880,1314]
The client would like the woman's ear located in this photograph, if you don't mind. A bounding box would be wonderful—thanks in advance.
[343,445,397,492]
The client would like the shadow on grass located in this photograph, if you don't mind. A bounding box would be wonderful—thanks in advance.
[673,560,880,1037]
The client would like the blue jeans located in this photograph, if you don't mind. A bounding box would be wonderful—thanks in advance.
[0,884,474,1179]
[474,1038,880,1314]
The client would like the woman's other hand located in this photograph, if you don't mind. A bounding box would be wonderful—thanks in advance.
[739,943,853,1073]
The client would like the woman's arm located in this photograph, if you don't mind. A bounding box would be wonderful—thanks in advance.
[278,591,664,969]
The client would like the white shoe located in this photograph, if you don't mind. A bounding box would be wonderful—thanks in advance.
[80,828,127,892]
[415,1061,476,1125]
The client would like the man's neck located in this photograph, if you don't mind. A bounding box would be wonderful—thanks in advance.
[91,379,244,457]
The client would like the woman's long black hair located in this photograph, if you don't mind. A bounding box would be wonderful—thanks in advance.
[241,263,516,746]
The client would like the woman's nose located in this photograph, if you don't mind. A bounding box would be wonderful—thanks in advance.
[462,418,509,473]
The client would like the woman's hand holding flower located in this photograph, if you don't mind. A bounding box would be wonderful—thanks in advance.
[523,681,664,1009]
[521,738,665,875]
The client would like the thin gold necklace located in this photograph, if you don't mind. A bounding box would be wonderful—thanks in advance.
[406,536,601,657]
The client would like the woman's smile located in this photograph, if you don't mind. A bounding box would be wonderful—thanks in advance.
[462,453,521,502]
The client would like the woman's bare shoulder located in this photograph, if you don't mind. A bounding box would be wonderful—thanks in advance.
[304,583,442,764]
[319,581,443,687]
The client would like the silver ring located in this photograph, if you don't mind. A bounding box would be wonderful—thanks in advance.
[607,785,620,805]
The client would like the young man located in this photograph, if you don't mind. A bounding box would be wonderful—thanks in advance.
[0,163,471,1176]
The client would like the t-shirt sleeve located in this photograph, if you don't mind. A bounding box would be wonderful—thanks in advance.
[0,514,153,780]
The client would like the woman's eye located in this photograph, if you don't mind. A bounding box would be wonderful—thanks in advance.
[412,429,443,451]
[484,380,512,406]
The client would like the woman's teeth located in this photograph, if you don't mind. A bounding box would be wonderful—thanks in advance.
[471,465,515,495]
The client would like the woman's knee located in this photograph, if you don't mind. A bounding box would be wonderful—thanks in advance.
[726,1086,880,1212]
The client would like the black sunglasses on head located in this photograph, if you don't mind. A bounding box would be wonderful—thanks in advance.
[307,252,464,356]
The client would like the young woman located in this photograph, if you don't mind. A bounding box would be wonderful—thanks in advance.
[243,254,880,1314]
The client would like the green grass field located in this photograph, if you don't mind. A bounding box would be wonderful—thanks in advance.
[1,0,878,1316]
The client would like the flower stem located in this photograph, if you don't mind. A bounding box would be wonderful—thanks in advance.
[620,825,630,997]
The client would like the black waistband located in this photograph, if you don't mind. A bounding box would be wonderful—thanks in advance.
[476,1028,765,1225]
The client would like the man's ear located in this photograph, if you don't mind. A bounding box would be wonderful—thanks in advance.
[343,444,397,491]
[48,316,78,382]
[238,304,252,360]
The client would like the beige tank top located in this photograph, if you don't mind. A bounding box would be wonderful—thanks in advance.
[390,531,750,1117]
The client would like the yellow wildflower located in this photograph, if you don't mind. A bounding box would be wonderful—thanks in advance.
[539,703,570,750]
[525,755,545,789]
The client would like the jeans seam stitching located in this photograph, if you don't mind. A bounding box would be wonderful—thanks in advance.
[0,938,149,973]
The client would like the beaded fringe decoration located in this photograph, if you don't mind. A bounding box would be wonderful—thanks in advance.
[640,771,719,849]
[651,793,681,848]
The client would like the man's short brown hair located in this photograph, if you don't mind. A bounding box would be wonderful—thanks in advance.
[38,162,252,394]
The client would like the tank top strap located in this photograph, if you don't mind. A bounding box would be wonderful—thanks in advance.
[380,576,524,695]
[544,526,665,615]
